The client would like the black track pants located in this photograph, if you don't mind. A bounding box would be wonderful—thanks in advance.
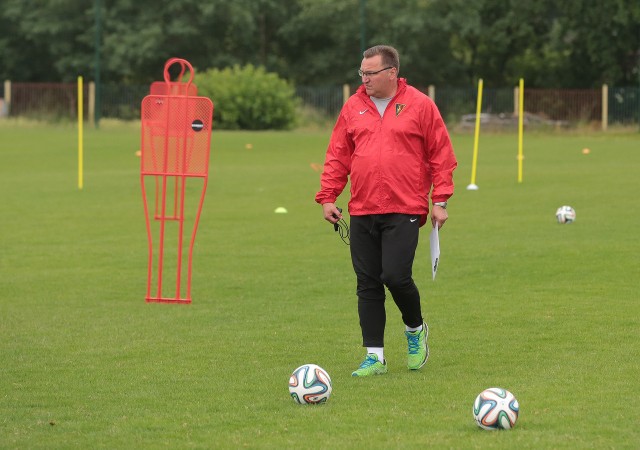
[349,214,423,347]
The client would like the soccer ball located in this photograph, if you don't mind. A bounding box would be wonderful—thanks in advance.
[555,205,576,224]
[473,387,519,430]
[288,364,332,405]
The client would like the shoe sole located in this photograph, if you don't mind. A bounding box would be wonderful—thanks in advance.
[351,370,387,377]
[351,365,388,377]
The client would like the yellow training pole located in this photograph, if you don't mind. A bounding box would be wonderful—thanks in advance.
[467,78,483,190]
[517,78,524,183]
[78,76,84,190]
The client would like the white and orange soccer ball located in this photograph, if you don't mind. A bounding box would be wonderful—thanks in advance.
[473,387,519,430]
[288,364,332,405]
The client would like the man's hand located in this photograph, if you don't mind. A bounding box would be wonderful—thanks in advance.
[322,202,343,224]
[431,205,448,229]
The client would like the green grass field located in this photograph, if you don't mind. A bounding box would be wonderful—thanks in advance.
[1,121,639,449]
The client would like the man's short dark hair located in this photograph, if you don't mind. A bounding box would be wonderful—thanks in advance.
[363,45,400,73]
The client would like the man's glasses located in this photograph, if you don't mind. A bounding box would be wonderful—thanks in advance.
[358,67,393,77]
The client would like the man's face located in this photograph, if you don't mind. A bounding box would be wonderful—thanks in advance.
[360,55,397,98]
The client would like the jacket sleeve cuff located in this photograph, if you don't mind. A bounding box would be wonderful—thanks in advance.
[315,193,337,205]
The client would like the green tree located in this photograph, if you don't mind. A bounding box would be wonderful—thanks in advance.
[1,0,92,81]
[425,0,558,86]
[550,0,640,87]
[278,0,361,85]
[102,0,297,83]
[1,0,638,89]
[365,0,466,87]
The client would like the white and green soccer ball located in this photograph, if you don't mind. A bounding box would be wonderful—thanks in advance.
[288,364,332,405]
[555,205,576,224]
[473,387,519,430]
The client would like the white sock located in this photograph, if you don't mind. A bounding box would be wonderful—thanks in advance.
[367,347,384,363]
[406,324,423,333]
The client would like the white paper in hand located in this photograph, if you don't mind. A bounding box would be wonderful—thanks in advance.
[430,224,440,280]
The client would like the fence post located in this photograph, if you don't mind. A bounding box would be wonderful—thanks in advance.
[601,84,608,131]
[3,80,10,116]
[428,85,435,100]
[342,84,350,104]
[88,82,96,128]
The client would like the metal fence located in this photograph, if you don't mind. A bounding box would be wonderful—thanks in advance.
[296,85,345,117]
[4,82,80,121]
[2,81,639,129]
[607,86,640,125]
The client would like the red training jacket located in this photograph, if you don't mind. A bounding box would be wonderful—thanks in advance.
[315,78,457,226]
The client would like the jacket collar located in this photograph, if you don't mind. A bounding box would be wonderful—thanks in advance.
[356,77,407,99]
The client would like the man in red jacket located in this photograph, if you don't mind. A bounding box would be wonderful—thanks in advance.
[316,45,457,377]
